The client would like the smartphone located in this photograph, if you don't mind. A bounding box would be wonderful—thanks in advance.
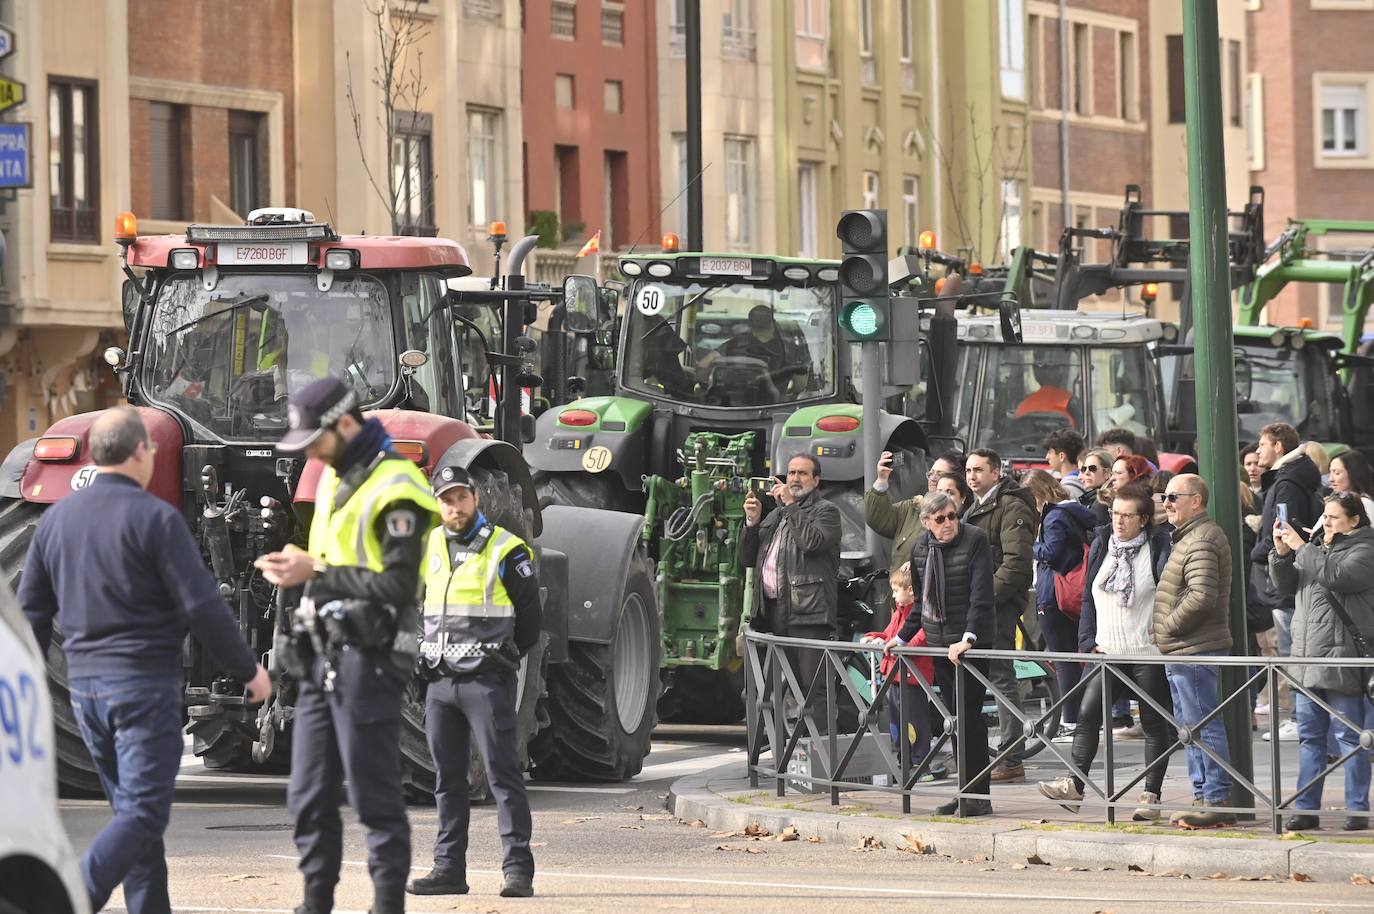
[890,452,905,470]
[1277,503,1290,527]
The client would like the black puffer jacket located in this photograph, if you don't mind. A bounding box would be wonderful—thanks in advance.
[1250,448,1323,611]
[896,523,996,647]
[962,476,1037,616]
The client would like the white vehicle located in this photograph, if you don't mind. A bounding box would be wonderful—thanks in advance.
[0,585,90,914]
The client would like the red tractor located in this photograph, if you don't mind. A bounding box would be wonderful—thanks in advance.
[0,209,660,798]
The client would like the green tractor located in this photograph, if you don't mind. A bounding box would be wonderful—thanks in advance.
[526,251,935,720]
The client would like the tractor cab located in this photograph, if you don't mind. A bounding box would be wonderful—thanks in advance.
[118,208,475,445]
[618,252,841,411]
[950,309,1179,467]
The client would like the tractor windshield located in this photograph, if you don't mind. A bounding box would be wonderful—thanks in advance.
[1234,346,1309,443]
[621,280,836,407]
[959,344,1158,456]
[140,273,396,441]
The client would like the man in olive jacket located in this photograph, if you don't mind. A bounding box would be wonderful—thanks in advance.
[962,448,1037,780]
[1155,474,1235,829]
[864,450,964,569]
[742,453,842,718]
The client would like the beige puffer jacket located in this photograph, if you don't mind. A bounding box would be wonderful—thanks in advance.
[1152,513,1233,655]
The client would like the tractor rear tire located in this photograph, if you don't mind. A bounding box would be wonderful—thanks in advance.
[657,666,745,724]
[0,498,103,798]
[533,470,641,515]
[530,555,658,782]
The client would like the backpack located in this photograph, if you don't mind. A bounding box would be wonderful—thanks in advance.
[1052,540,1092,620]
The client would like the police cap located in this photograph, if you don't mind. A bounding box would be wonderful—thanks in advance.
[277,376,358,452]
[432,464,477,498]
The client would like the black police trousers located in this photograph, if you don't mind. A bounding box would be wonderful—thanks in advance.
[288,648,410,914]
[425,669,534,879]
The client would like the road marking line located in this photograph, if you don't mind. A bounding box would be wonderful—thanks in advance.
[527,784,636,794]
[633,751,742,781]
[259,857,1371,907]
[176,774,291,786]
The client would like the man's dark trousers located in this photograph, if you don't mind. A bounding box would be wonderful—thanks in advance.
[288,649,411,914]
[932,656,993,795]
[425,670,534,880]
[70,673,183,914]
[988,607,1023,763]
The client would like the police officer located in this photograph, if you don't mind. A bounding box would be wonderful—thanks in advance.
[255,377,438,914]
[406,463,541,899]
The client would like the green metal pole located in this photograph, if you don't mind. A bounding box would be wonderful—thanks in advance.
[1182,0,1253,812]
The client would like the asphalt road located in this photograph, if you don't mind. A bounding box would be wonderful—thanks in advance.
[59,724,1373,914]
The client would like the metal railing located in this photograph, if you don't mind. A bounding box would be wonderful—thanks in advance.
[744,631,1374,834]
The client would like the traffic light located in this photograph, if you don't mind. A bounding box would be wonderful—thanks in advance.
[836,209,890,342]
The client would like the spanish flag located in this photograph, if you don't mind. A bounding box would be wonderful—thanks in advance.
[576,230,601,258]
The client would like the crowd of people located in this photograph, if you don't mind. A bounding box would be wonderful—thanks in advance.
[749,421,1374,831]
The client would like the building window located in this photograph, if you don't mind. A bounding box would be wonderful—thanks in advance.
[601,3,624,45]
[605,150,628,250]
[899,0,915,63]
[604,80,623,114]
[467,107,502,229]
[722,0,755,59]
[1320,84,1366,156]
[1118,31,1137,121]
[859,0,876,84]
[555,74,575,110]
[49,78,100,242]
[1000,0,1026,100]
[228,111,265,218]
[902,176,919,250]
[555,144,581,230]
[798,162,818,258]
[724,136,753,248]
[1247,73,1265,170]
[1001,179,1022,260]
[861,171,879,210]
[1228,41,1243,128]
[669,0,686,51]
[1071,22,1090,115]
[1166,34,1186,123]
[551,0,576,39]
[463,0,503,24]
[393,113,435,235]
[795,0,828,71]
[146,101,182,222]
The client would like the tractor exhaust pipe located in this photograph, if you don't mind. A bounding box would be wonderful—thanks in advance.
[499,236,541,449]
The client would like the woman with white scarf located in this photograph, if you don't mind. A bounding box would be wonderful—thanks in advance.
[1038,484,1174,820]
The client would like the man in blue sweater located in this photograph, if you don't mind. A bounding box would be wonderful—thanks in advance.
[20,406,270,914]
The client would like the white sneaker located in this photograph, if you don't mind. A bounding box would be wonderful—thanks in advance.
[1262,719,1299,742]
[1052,722,1078,742]
[1117,722,1145,740]
[1253,702,1271,715]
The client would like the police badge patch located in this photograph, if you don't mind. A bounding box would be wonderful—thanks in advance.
[387,510,416,537]
[428,552,442,574]
[515,559,534,578]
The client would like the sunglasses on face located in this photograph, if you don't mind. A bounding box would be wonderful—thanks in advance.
[1162,492,1198,504]
[1081,464,1104,473]
[929,512,958,524]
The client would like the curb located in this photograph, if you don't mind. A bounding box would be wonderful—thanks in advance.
[668,763,1374,883]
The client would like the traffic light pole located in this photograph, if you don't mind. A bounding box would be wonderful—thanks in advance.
[1182,0,1253,810]
[685,0,703,252]
[862,340,882,560]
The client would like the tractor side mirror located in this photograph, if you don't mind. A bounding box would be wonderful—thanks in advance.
[563,274,601,332]
[998,293,1023,343]
[566,375,588,397]
[121,279,140,335]
[520,413,537,444]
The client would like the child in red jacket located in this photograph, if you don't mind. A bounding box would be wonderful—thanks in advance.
[862,566,945,778]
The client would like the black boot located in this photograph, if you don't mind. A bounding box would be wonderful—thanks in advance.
[935,797,993,817]
[406,869,469,895]
[500,872,535,898]
[1283,814,1321,832]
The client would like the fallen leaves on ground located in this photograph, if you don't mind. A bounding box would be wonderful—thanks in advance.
[560,816,601,824]
[1351,873,1372,885]
[530,842,547,848]
[640,813,675,821]
[1011,863,1027,871]
[620,804,643,811]
[1291,872,1313,883]
[803,834,822,843]
[899,834,932,855]
[218,874,262,883]
[851,836,884,852]
[777,825,800,842]
[974,852,990,862]
[688,819,706,827]
[618,824,644,830]
[1026,853,1050,866]
[715,843,766,854]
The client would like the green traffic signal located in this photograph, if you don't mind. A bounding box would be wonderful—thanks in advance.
[840,300,886,340]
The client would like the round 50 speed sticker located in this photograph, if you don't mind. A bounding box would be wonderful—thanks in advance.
[634,283,668,317]
[581,446,612,473]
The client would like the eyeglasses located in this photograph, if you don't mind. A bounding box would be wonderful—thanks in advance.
[1080,464,1104,473]
[1162,491,1199,504]
[929,512,958,524]
[1110,511,1143,520]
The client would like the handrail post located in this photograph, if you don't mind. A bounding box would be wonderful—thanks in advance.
[772,642,787,798]
[746,634,758,789]
[955,659,967,818]
[828,643,840,806]
[1103,657,1115,825]
[899,669,912,815]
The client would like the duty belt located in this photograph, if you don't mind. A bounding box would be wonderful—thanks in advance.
[419,640,507,660]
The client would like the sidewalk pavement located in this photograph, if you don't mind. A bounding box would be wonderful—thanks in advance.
[668,731,1374,883]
